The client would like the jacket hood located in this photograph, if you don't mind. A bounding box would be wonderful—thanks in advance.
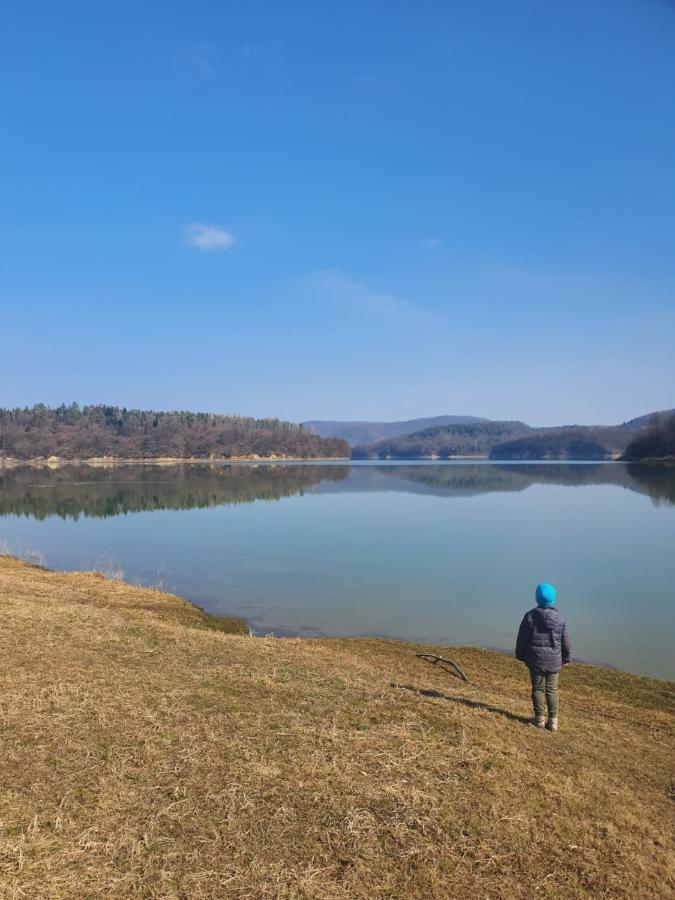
[535,582,556,608]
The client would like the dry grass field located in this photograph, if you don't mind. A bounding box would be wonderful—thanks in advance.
[0,555,672,898]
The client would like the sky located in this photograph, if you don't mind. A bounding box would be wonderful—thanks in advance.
[1,0,674,426]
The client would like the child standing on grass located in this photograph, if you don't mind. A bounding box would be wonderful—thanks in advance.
[516,583,571,732]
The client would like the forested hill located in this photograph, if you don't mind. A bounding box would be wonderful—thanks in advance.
[303,415,488,447]
[621,411,675,462]
[0,405,349,461]
[352,420,531,459]
[352,411,675,460]
[491,414,675,461]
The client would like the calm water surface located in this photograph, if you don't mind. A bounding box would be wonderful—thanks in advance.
[1,462,673,679]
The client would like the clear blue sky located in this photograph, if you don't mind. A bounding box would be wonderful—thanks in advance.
[2,1,674,425]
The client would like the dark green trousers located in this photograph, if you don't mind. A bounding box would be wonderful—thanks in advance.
[529,668,559,718]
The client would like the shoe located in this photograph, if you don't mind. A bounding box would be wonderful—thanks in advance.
[546,717,559,732]
[531,716,546,728]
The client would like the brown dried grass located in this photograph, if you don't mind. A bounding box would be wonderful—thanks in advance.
[0,556,672,898]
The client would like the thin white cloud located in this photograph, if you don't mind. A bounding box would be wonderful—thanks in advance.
[184,223,235,251]
[306,271,429,321]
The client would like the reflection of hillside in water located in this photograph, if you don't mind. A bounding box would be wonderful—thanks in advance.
[625,464,675,506]
[0,465,350,520]
[0,462,673,520]
[313,463,675,504]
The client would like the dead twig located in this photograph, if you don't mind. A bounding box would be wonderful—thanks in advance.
[416,653,471,683]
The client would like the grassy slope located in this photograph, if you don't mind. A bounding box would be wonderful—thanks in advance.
[0,557,672,899]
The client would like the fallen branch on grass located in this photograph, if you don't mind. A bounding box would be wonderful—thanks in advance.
[416,653,471,683]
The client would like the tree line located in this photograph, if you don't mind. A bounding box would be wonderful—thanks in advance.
[352,420,532,459]
[0,404,350,461]
[622,412,675,461]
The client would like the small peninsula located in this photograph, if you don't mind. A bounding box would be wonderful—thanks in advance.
[0,404,349,465]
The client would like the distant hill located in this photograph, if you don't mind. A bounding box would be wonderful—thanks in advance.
[303,415,488,448]
[620,411,675,428]
[352,420,531,459]
[489,429,611,461]
[350,409,675,460]
[491,413,675,461]
[0,404,350,461]
[621,411,675,462]
[5,405,672,463]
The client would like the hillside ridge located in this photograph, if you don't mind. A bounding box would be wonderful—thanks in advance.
[304,415,488,447]
[351,409,675,460]
[0,404,349,462]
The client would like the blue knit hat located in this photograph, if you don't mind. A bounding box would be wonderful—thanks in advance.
[535,582,556,608]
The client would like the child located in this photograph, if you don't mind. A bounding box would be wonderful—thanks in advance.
[515,583,571,732]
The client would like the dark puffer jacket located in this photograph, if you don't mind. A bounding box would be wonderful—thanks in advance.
[515,606,571,673]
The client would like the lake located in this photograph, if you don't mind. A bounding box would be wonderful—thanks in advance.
[1,461,673,680]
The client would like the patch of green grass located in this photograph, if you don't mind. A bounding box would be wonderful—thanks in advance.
[193,610,249,635]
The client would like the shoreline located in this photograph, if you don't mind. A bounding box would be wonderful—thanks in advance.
[234,623,669,683]
[5,554,671,683]
[4,455,668,468]
[4,554,673,686]
[621,455,675,464]
[1,555,672,896]
[0,454,351,468]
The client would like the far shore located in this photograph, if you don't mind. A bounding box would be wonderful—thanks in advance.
[0,454,351,468]
[621,455,675,464]
[2,454,672,468]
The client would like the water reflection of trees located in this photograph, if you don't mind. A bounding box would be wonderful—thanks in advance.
[625,464,675,506]
[0,462,672,520]
[385,463,647,495]
[0,465,350,520]
[317,463,675,504]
